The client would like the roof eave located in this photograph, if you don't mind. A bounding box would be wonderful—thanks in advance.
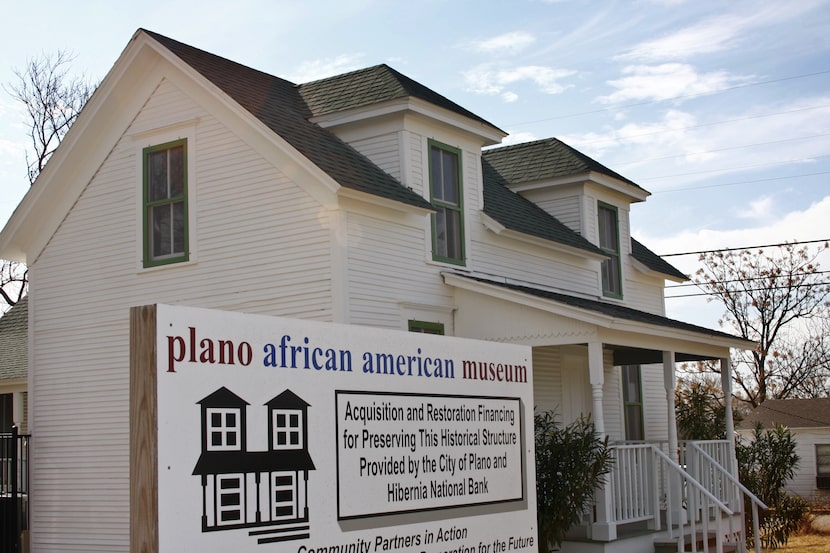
[480,212,608,261]
[442,272,757,352]
[630,256,689,283]
[508,171,650,203]
[312,97,507,146]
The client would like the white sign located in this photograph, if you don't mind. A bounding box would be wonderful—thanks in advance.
[154,304,536,553]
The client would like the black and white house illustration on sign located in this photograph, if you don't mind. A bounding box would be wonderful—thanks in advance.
[192,387,316,545]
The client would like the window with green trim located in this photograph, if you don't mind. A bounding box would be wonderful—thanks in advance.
[429,140,464,265]
[622,365,644,441]
[143,139,188,267]
[408,320,445,335]
[598,202,622,297]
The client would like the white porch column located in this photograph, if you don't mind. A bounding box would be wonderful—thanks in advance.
[587,341,616,541]
[588,341,606,435]
[663,351,678,461]
[663,351,685,524]
[721,357,738,481]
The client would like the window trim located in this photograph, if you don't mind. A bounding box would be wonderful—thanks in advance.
[598,201,623,299]
[206,407,242,452]
[817,444,830,476]
[621,365,644,441]
[428,139,465,266]
[143,138,189,268]
[408,320,445,335]
[272,409,303,450]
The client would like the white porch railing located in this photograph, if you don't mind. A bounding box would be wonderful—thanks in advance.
[606,441,767,553]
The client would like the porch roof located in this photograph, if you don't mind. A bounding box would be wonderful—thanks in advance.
[443,273,755,359]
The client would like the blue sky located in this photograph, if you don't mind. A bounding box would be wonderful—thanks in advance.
[1,0,829,328]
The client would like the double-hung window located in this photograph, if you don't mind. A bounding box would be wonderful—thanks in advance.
[621,365,644,441]
[429,140,464,265]
[143,139,188,267]
[598,202,622,297]
[817,444,830,489]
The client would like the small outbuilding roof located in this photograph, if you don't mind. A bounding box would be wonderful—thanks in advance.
[738,398,830,429]
[0,296,27,381]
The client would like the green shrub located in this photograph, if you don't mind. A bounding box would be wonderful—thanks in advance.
[535,411,613,551]
[737,423,808,549]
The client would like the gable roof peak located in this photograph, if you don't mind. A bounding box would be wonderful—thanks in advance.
[298,62,502,133]
[483,136,646,194]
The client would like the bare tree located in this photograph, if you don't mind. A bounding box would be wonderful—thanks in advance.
[6,50,94,185]
[693,242,830,407]
[1,51,94,312]
[0,260,27,311]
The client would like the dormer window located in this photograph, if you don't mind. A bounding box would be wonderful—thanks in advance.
[272,409,303,450]
[429,140,464,265]
[598,202,622,298]
[206,407,242,451]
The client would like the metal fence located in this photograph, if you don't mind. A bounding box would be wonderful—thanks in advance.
[1,428,29,553]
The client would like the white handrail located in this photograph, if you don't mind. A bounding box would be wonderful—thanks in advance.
[689,442,768,553]
[652,445,734,515]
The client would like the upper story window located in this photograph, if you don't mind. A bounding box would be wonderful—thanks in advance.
[143,139,188,267]
[429,140,464,265]
[598,202,622,298]
[272,409,303,450]
[206,408,241,451]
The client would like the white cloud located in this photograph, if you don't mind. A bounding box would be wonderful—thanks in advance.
[470,31,536,55]
[499,131,538,146]
[287,53,365,83]
[598,63,749,104]
[562,94,830,187]
[737,196,775,220]
[616,2,823,63]
[463,64,576,101]
[637,196,830,325]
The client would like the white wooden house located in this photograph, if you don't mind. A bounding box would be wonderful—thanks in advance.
[0,29,764,552]
[738,398,830,504]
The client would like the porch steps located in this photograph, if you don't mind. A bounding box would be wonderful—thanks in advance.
[653,533,738,553]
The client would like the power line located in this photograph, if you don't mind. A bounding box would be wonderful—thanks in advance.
[660,239,830,257]
[505,69,830,127]
[613,131,830,168]
[566,103,830,149]
[640,154,830,182]
[649,171,830,193]
[665,281,830,299]
[665,270,830,290]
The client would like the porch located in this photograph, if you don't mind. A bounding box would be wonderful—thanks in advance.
[444,274,764,553]
[564,440,766,553]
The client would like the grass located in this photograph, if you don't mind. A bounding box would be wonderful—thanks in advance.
[760,532,830,552]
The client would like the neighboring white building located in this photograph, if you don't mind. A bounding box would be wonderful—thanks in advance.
[0,29,760,553]
[738,398,830,503]
[0,296,27,434]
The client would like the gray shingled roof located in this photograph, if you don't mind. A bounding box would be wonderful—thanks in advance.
[143,30,432,211]
[482,137,643,190]
[0,296,27,381]
[482,157,605,255]
[298,64,502,132]
[631,238,688,281]
[738,398,830,429]
[143,31,681,274]
[461,275,745,343]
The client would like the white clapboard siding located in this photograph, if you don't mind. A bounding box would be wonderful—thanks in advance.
[533,195,582,234]
[345,211,452,329]
[28,79,335,552]
[532,346,563,415]
[642,363,669,442]
[347,132,402,182]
